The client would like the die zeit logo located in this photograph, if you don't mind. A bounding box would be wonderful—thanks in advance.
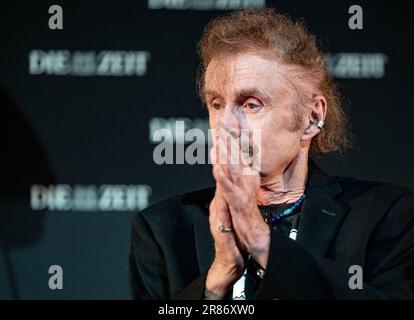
[148,0,265,10]
[31,184,152,212]
[28,50,151,76]
[325,53,388,79]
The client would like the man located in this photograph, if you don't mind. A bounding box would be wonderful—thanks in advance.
[129,8,414,299]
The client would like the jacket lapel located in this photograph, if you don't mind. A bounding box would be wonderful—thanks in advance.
[193,207,215,274]
[297,161,350,257]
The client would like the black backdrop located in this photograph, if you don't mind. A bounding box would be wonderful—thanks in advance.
[0,0,413,299]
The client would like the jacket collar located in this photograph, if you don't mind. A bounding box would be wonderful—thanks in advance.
[297,159,349,256]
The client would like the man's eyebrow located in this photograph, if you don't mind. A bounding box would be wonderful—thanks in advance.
[204,89,272,104]
[204,90,222,100]
[238,89,272,104]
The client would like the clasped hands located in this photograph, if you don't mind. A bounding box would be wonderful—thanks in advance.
[205,126,270,299]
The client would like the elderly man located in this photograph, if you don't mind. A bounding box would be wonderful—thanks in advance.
[129,8,414,300]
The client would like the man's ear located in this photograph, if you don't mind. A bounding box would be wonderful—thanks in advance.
[300,95,327,141]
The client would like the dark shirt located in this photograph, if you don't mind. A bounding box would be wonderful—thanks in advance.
[258,202,304,236]
[242,201,304,299]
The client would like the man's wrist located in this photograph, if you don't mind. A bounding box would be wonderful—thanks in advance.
[205,262,242,299]
[205,271,232,299]
[247,223,270,269]
[203,287,224,300]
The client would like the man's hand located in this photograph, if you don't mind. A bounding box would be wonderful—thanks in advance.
[205,184,245,299]
[213,128,270,269]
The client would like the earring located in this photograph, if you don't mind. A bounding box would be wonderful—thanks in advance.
[310,119,324,129]
[315,120,324,129]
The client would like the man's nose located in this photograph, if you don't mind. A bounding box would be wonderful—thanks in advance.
[220,105,241,137]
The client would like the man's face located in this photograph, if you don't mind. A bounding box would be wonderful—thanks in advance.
[204,51,308,177]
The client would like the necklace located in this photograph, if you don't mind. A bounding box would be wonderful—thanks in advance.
[267,194,306,225]
[233,193,305,300]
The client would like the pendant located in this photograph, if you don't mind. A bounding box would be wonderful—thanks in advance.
[264,212,269,224]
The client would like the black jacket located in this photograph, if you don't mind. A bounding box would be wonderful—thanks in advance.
[129,161,414,299]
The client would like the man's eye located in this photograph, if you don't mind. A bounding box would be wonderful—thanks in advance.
[211,103,222,110]
[244,103,261,110]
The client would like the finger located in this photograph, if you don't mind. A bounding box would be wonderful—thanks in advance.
[215,185,232,229]
[227,131,242,183]
[240,129,253,168]
[209,144,218,165]
[233,109,255,170]
[210,190,235,245]
[214,167,243,221]
[217,129,232,180]
[216,128,226,160]
[213,165,235,199]
[210,128,223,165]
[218,128,241,182]
[211,136,234,178]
